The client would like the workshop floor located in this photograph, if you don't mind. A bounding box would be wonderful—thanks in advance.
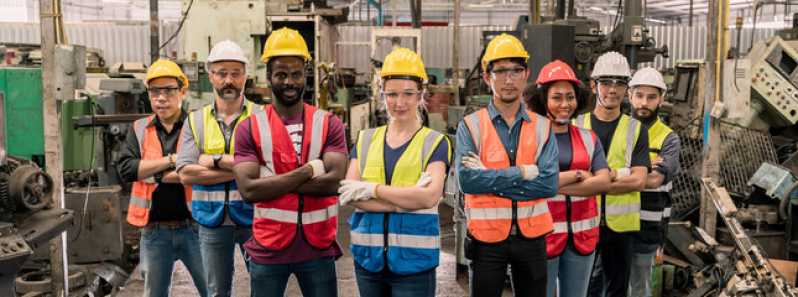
[115,205,513,297]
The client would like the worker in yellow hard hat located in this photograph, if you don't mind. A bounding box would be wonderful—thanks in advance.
[232,27,348,297]
[456,33,559,297]
[117,59,208,297]
[338,47,451,297]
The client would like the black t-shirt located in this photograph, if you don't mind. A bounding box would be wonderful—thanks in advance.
[555,130,609,172]
[589,114,650,169]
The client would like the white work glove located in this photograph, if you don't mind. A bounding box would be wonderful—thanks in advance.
[462,152,486,170]
[338,180,378,205]
[519,165,539,181]
[616,167,631,178]
[307,159,326,179]
[416,172,433,188]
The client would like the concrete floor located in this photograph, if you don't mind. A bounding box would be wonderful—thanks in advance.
[115,205,505,297]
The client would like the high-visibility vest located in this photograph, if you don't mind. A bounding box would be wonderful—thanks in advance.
[462,108,554,243]
[575,113,641,233]
[546,125,600,257]
[127,115,192,227]
[187,101,257,227]
[349,126,450,275]
[250,104,338,251]
[637,118,675,245]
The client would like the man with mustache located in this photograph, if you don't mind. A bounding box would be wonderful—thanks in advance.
[627,67,680,297]
[456,33,559,297]
[176,40,259,297]
[577,51,650,297]
[232,27,347,297]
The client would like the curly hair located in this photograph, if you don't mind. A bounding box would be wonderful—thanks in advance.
[526,81,589,119]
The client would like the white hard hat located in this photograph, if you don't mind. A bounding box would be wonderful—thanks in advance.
[207,40,249,68]
[629,67,667,92]
[591,51,631,79]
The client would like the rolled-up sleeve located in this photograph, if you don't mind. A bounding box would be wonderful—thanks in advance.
[175,121,200,172]
[117,126,141,182]
[455,121,559,201]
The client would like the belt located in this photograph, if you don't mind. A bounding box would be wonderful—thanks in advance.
[146,219,193,229]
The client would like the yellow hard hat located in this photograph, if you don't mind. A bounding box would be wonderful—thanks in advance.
[481,33,529,71]
[261,27,311,64]
[145,59,189,89]
[380,47,428,82]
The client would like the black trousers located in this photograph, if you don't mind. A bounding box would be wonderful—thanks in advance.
[469,235,547,297]
[586,225,633,297]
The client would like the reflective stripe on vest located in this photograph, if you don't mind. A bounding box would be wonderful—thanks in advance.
[575,113,642,233]
[462,108,554,243]
[187,101,256,227]
[251,104,339,251]
[127,115,192,227]
[349,125,450,275]
[546,125,601,257]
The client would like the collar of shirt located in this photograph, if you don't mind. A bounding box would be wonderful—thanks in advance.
[148,109,188,130]
[487,101,531,126]
[212,99,248,122]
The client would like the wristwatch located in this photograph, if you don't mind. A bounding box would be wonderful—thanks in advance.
[575,170,584,182]
[213,154,222,169]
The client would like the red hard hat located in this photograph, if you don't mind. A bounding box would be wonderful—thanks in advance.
[536,60,581,86]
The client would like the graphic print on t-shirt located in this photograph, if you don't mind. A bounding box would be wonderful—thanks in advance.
[286,123,304,158]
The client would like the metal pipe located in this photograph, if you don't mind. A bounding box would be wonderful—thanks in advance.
[625,0,643,17]
[567,0,575,18]
[149,0,159,63]
[556,0,565,19]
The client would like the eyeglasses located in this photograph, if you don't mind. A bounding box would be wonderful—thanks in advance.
[381,90,423,100]
[148,87,180,97]
[490,67,526,80]
[211,70,244,80]
[597,78,628,88]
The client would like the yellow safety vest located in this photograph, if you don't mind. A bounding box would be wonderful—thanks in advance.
[575,113,641,233]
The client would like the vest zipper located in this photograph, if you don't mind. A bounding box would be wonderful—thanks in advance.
[566,195,573,236]
[383,213,389,268]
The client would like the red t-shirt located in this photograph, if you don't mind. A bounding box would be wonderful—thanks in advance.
[234,109,347,264]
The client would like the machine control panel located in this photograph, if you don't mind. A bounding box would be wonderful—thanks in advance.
[0,234,32,261]
[750,37,798,125]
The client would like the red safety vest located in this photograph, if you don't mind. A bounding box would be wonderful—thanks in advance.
[463,108,554,243]
[545,125,600,257]
[127,115,192,227]
[250,104,338,250]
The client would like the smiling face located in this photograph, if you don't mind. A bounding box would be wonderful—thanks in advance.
[269,56,306,107]
[546,81,578,125]
[147,77,185,122]
[483,59,530,104]
[382,78,422,124]
[208,61,247,101]
[592,77,628,109]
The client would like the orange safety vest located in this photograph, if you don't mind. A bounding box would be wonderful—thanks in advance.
[127,115,192,227]
[463,108,554,243]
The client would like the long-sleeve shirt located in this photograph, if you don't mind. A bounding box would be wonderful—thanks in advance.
[455,102,559,201]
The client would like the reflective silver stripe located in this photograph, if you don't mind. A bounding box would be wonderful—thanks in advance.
[517,202,550,219]
[466,207,513,220]
[643,182,673,193]
[605,202,640,216]
[253,110,275,177]
[129,195,151,209]
[577,128,595,164]
[133,117,149,152]
[228,191,243,201]
[192,109,206,150]
[358,129,376,174]
[191,191,227,202]
[663,207,672,218]
[625,118,639,167]
[574,114,587,129]
[640,210,664,222]
[302,204,338,224]
[254,208,296,223]
[534,114,550,161]
[421,130,442,168]
[350,232,440,249]
[465,113,482,149]
[571,217,599,232]
[550,195,593,203]
[308,109,326,160]
[549,195,567,202]
[553,222,568,233]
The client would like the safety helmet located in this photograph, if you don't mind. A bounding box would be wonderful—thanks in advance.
[481,33,529,71]
[629,67,667,93]
[536,60,581,86]
[207,40,249,68]
[146,59,189,89]
[380,47,428,83]
[591,51,631,79]
[261,27,311,64]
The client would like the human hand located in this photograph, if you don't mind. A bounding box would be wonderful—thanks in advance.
[416,172,433,188]
[338,180,378,205]
[462,152,486,170]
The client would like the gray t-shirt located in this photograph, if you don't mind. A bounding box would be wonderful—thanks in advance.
[652,132,681,184]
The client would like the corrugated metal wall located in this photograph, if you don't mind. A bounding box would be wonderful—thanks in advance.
[0,21,180,65]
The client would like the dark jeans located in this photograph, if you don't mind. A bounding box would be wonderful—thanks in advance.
[249,256,338,297]
[469,235,547,297]
[355,264,436,297]
[586,225,633,297]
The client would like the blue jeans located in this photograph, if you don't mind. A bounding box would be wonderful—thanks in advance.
[629,242,658,297]
[139,224,207,297]
[198,225,251,297]
[546,246,595,297]
[355,264,435,297]
[249,256,338,297]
